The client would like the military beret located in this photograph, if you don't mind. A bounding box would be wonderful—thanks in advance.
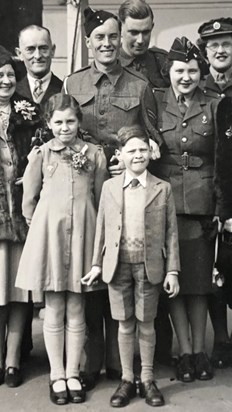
[84,7,118,37]
[168,36,202,62]
[198,17,232,39]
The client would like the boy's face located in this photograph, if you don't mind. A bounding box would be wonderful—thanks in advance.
[118,137,151,176]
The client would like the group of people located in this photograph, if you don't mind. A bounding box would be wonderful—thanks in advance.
[0,0,232,408]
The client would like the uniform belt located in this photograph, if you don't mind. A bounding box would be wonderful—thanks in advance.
[223,230,232,245]
[161,153,212,171]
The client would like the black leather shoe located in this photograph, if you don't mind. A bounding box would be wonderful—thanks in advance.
[194,352,214,381]
[67,377,86,403]
[106,368,122,380]
[110,380,136,407]
[49,379,68,406]
[139,380,165,407]
[79,371,100,391]
[5,367,22,388]
[176,354,195,382]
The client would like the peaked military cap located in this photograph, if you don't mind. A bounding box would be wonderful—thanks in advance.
[84,7,118,37]
[198,17,232,39]
[168,36,202,62]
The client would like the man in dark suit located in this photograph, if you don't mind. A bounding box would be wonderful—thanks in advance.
[15,24,62,359]
[15,24,62,105]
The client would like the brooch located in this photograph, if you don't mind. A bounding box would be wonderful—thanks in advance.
[225,126,232,138]
[202,115,207,124]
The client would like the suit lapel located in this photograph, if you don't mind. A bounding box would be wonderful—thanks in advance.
[145,172,162,207]
[108,173,124,209]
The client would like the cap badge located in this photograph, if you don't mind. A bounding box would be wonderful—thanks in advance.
[213,22,221,30]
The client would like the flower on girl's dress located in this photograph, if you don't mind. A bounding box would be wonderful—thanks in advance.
[14,100,36,121]
[72,144,92,173]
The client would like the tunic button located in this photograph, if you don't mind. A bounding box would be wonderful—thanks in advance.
[182,122,187,128]
[221,93,226,98]
[99,110,105,115]
[8,161,12,166]
[203,132,207,136]
[124,103,129,109]
[104,81,109,87]
[182,137,187,143]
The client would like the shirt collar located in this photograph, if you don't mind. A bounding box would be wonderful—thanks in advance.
[90,61,123,86]
[120,47,135,67]
[27,71,52,93]
[47,136,87,152]
[210,66,232,83]
[123,169,147,188]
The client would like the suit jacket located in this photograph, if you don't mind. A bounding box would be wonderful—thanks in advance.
[16,73,62,104]
[92,171,180,285]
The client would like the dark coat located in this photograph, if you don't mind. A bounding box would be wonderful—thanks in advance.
[16,73,63,105]
[214,96,232,221]
[0,93,42,242]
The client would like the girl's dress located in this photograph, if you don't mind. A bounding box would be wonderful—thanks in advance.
[16,136,108,293]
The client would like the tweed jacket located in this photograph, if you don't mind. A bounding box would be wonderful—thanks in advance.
[16,73,63,105]
[152,87,218,216]
[0,93,41,242]
[92,171,180,285]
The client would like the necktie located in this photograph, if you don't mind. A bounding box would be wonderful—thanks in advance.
[33,79,43,99]
[177,94,188,116]
[216,73,227,89]
[131,178,140,187]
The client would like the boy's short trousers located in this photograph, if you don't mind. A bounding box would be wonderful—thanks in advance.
[108,262,162,322]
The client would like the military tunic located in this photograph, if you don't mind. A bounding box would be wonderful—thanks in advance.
[201,73,232,100]
[153,86,218,294]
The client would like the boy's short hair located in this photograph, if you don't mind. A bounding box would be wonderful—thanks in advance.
[117,125,150,148]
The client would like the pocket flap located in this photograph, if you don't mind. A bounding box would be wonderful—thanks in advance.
[110,96,140,111]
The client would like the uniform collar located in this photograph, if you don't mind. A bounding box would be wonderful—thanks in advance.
[47,136,87,152]
[123,169,147,188]
[210,66,232,83]
[90,60,123,86]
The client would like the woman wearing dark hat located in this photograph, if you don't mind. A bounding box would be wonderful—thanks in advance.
[153,37,217,383]
[0,46,41,388]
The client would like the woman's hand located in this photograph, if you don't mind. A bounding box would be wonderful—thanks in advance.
[81,266,102,286]
[163,273,180,298]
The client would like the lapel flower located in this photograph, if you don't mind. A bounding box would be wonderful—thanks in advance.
[14,100,36,121]
[72,144,92,173]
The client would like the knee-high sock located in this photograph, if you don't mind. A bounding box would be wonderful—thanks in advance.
[43,321,65,381]
[138,320,155,382]
[65,321,86,379]
[118,318,136,383]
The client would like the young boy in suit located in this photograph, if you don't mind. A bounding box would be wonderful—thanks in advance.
[82,125,180,407]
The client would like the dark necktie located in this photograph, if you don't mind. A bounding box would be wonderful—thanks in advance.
[33,79,43,99]
[177,94,188,116]
[131,178,140,187]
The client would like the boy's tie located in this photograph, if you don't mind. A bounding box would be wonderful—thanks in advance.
[177,94,188,116]
[33,79,43,99]
[131,178,139,187]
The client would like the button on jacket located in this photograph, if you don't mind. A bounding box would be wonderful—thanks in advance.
[153,87,218,216]
[201,73,232,99]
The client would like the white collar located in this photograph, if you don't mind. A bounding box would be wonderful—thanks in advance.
[27,72,52,97]
[123,169,147,188]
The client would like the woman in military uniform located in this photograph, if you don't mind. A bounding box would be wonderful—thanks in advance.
[153,37,217,383]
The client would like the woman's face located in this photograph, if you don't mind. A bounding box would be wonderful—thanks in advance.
[170,59,201,98]
[0,64,16,104]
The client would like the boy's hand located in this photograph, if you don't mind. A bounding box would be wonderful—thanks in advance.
[163,273,180,298]
[81,266,102,286]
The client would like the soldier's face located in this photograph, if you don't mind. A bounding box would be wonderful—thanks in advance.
[121,16,153,57]
[170,60,201,97]
[86,19,120,68]
[205,35,232,72]
[16,28,55,79]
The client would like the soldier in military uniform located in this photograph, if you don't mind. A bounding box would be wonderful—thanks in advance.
[197,17,232,99]
[152,37,217,383]
[118,0,172,366]
[118,0,169,88]
[63,6,159,390]
[197,18,232,368]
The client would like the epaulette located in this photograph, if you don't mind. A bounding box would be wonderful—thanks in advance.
[67,65,91,77]
[123,66,147,81]
[149,46,168,56]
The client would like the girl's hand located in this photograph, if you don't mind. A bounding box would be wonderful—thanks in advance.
[163,273,180,298]
[81,266,102,286]
[149,139,161,160]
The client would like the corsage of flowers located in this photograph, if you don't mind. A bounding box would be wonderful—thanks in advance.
[72,144,92,173]
[14,100,36,121]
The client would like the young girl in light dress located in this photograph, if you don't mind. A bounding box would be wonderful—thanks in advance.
[16,92,108,405]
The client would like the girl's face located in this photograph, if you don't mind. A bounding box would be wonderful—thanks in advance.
[47,108,80,146]
[0,64,16,104]
[170,59,201,98]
